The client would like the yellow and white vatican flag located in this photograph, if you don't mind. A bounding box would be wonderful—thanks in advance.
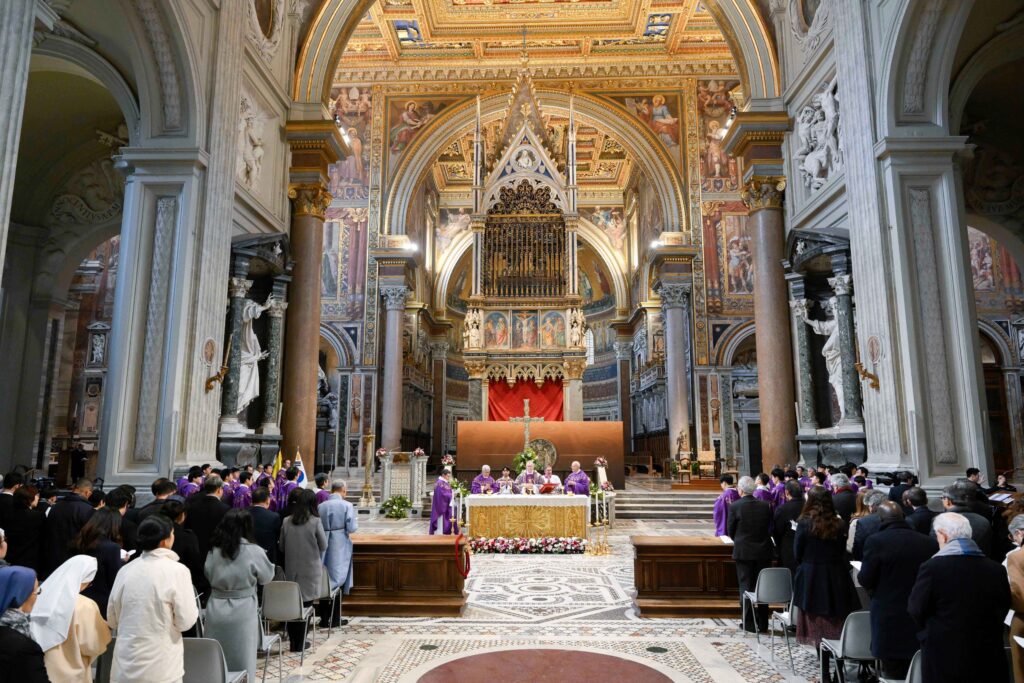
[270,450,283,480]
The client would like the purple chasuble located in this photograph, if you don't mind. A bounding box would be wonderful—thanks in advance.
[429,479,459,535]
[231,484,252,509]
[316,488,332,506]
[798,477,813,491]
[273,481,298,512]
[753,488,773,505]
[471,475,497,494]
[255,473,272,488]
[221,483,235,507]
[564,470,590,495]
[179,482,200,499]
[713,488,740,536]
[862,478,874,489]
[771,482,786,509]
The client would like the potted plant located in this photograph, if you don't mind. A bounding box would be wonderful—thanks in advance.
[512,446,538,474]
[381,495,412,519]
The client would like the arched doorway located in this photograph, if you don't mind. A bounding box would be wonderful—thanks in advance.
[978,329,1015,475]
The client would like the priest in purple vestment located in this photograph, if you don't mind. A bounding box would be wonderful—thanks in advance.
[515,461,544,493]
[232,472,253,509]
[471,465,497,494]
[563,461,590,495]
[314,473,333,505]
[177,466,203,498]
[770,469,786,509]
[273,466,300,512]
[855,466,874,489]
[753,474,774,506]
[429,469,459,535]
[713,474,740,536]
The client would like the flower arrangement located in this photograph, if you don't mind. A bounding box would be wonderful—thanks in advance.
[381,495,412,519]
[375,448,389,459]
[469,536,587,554]
[600,481,614,492]
[441,454,455,467]
[512,446,538,474]
[413,447,426,458]
[594,457,608,469]
[452,479,470,497]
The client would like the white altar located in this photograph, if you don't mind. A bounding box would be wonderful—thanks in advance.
[465,494,591,538]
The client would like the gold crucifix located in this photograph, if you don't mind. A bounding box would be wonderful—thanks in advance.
[509,399,544,450]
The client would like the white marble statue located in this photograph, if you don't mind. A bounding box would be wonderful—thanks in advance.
[237,294,273,415]
[568,307,586,347]
[797,297,845,422]
[89,334,105,365]
[465,308,482,349]
[794,78,842,191]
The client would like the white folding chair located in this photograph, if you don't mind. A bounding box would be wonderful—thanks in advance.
[194,587,206,637]
[261,581,315,666]
[256,612,283,683]
[819,610,877,683]
[317,565,342,638]
[183,637,247,683]
[768,596,798,672]
[878,650,921,683]
[741,567,792,644]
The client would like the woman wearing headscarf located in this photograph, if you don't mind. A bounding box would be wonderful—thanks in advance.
[31,555,111,682]
[0,565,49,682]
[203,509,274,681]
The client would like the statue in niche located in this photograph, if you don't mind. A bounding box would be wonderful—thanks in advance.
[238,94,265,188]
[89,334,106,366]
[464,309,482,349]
[237,294,274,415]
[568,308,586,347]
[796,297,845,422]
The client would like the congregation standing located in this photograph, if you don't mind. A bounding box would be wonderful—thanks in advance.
[0,462,358,682]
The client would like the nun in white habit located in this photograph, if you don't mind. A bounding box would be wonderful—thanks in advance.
[31,555,112,682]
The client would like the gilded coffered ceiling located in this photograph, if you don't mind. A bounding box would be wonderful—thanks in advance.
[335,0,735,80]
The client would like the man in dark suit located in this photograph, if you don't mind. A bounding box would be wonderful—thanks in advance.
[858,502,938,679]
[184,474,229,561]
[42,478,95,576]
[851,489,887,560]
[830,473,857,523]
[772,480,804,576]
[249,486,282,565]
[887,471,914,515]
[728,475,774,632]
[136,478,178,523]
[909,512,1010,683]
[0,471,23,527]
[931,480,992,557]
[903,487,935,535]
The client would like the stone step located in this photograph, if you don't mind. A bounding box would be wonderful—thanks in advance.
[617,510,712,520]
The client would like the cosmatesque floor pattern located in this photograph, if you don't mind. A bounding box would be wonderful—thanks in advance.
[265,517,822,682]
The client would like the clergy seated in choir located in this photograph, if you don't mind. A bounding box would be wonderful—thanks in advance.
[429,468,459,535]
[714,474,740,537]
[471,466,497,494]
[515,461,543,494]
[495,468,518,495]
[539,466,561,493]
[563,461,590,496]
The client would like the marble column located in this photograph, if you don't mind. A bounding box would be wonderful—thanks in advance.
[380,286,409,451]
[430,341,449,455]
[743,177,796,465]
[788,296,818,431]
[614,341,633,451]
[659,282,692,456]
[0,0,42,278]
[260,292,289,435]
[828,273,863,425]
[280,185,331,461]
[720,369,734,462]
[564,358,585,420]
[219,273,252,433]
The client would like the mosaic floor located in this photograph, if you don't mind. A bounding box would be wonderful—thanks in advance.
[262,517,823,682]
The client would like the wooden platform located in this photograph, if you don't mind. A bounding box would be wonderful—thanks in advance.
[345,534,467,617]
[632,535,740,618]
[670,479,723,491]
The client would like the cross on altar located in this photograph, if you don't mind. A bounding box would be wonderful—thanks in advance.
[509,399,544,450]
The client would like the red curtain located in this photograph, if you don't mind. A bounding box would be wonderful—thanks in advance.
[488,379,564,422]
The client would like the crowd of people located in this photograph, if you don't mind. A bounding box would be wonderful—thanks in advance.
[717,464,1018,681]
[0,463,357,682]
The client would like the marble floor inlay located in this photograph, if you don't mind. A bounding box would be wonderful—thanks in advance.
[265,517,822,682]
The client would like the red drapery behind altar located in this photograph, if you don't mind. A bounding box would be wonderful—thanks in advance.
[487,379,564,422]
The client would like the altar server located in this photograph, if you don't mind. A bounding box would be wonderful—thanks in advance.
[429,469,459,535]
[563,461,590,495]
[495,468,518,495]
[471,465,497,494]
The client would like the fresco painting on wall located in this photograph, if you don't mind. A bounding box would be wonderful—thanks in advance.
[540,312,566,347]
[609,92,682,166]
[723,214,754,296]
[322,220,340,299]
[581,206,626,251]
[512,311,538,348]
[638,175,664,247]
[484,312,510,348]
[700,200,750,310]
[387,97,460,176]
[968,226,995,291]
[329,85,372,200]
[437,207,472,255]
[697,79,740,193]
[968,226,1024,315]
[322,206,369,321]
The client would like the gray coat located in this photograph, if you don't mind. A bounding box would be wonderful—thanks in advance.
[203,541,275,682]
[279,515,328,601]
[320,494,358,593]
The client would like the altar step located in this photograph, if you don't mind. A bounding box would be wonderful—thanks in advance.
[614,491,718,520]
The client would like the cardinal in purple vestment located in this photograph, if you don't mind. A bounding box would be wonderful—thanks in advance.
[471,466,497,494]
[563,461,590,495]
[713,475,740,536]
[429,470,459,535]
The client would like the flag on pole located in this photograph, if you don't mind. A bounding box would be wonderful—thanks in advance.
[270,450,283,480]
[294,449,311,489]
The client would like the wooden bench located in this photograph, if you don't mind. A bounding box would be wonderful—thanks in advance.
[626,451,654,475]
[632,536,740,617]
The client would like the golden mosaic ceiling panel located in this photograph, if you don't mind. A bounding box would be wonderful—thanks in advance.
[337,0,733,72]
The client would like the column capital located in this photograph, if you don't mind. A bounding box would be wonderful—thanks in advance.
[614,341,632,361]
[564,358,587,380]
[380,285,410,311]
[658,282,691,309]
[789,298,812,316]
[228,277,253,298]
[430,341,450,360]
[266,299,289,318]
[741,176,787,212]
[288,184,332,220]
[828,273,853,296]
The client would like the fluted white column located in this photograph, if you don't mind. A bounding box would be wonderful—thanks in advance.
[660,283,692,456]
[380,286,409,450]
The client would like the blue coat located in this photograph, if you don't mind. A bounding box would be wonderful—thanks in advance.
[319,495,358,593]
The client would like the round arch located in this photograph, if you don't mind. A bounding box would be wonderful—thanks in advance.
[715,319,757,367]
[388,90,685,239]
[949,22,1024,136]
[319,323,357,370]
[978,318,1016,367]
[292,0,780,108]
